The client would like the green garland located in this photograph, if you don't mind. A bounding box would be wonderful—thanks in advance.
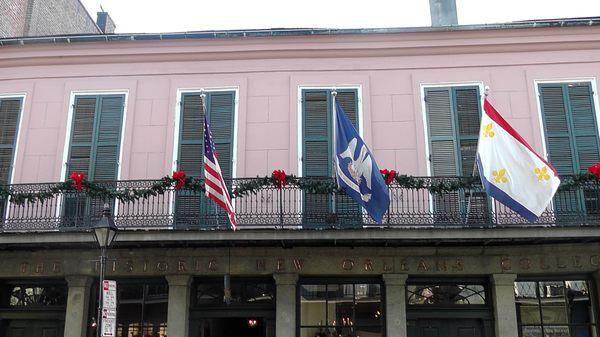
[0,172,598,206]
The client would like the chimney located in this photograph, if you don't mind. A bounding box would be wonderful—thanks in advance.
[96,11,116,34]
[429,0,458,27]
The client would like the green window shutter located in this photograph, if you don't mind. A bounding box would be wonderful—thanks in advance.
[455,87,481,176]
[425,86,485,224]
[425,88,459,176]
[568,83,600,171]
[0,98,22,183]
[93,96,125,181]
[177,91,235,178]
[176,91,235,228]
[302,89,358,177]
[539,84,576,174]
[67,95,124,181]
[302,89,359,227]
[539,82,600,214]
[208,91,235,179]
[178,93,205,177]
[303,90,330,177]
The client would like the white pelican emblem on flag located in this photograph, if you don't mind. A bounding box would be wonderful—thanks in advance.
[338,138,373,202]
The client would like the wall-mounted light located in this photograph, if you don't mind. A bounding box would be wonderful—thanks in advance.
[247,319,258,327]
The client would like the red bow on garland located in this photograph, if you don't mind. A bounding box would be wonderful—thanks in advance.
[69,172,86,192]
[380,169,397,186]
[272,169,287,189]
[589,163,600,179]
[172,171,186,190]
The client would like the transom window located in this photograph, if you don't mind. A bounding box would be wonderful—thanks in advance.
[299,279,383,337]
[0,281,67,308]
[407,283,487,306]
[193,278,275,308]
[514,279,597,337]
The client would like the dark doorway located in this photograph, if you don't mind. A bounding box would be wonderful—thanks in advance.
[408,318,486,337]
[193,317,268,337]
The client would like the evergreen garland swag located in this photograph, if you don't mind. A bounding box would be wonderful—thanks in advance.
[0,169,598,206]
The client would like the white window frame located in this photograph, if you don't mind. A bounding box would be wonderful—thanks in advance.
[0,93,27,223]
[57,90,130,219]
[296,85,363,177]
[170,87,240,223]
[419,82,487,218]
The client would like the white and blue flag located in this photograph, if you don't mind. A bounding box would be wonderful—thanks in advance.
[334,102,390,223]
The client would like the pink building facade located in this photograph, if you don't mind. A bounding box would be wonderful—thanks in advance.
[0,21,599,337]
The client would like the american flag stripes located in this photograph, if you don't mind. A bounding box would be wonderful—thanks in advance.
[203,115,237,229]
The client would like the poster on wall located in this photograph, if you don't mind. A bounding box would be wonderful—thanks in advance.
[102,280,117,337]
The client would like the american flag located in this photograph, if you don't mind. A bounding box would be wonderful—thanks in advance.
[203,115,237,229]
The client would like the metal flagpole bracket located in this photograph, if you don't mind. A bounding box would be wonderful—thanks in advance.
[484,85,490,97]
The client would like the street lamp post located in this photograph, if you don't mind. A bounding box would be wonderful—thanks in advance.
[93,204,118,337]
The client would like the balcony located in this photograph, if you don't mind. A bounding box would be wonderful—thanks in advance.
[0,176,599,232]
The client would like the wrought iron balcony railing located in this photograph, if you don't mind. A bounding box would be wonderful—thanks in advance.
[0,176,599,231]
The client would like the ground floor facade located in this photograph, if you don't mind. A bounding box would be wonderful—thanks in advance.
[0,242,599,337]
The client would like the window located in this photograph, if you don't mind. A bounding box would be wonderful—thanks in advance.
[538,82,600,214]
[63,94,126,226]
[407,283,487,306]
[423,86,489,224]
[192,277,275,308]
[515,280,597,337]
[299,280,383,337]
[301,88,361,227]
[0,97,22,184]
[0,281,67,308]
[175,91,235,228]
[113,280,168,337]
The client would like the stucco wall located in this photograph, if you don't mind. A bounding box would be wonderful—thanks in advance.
[1,26,600,183]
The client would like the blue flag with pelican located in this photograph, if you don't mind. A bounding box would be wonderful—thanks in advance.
[334,102,389,223]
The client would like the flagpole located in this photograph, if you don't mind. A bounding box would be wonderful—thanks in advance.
[200,89,219,228]
[464,86,488,225]
[331,89,338,219]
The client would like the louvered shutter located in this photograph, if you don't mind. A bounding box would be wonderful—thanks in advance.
[333,90,362,226]
[454,88,489,223]
[540,83,600,214]
[0,98,22,220]
[67,97,96,177]
[208,91,235,179]
[92,96,124,181]
[302,89,360,227]
[0,98,22,183]
[176,91,235,228]
[425,88,460,223]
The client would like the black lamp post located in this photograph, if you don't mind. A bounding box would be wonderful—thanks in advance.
[93,204,118,337]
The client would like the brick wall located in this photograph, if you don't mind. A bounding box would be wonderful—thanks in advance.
[0,0,29,38]
[0,0,101,38]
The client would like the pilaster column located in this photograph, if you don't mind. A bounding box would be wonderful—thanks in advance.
[166,275,192,337]
[273,273,298,337]
[64,275,93,337]
[491,274,518,337]
[592,270,600,309]
[383,274,408,337]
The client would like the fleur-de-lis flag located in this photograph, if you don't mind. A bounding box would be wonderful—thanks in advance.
[335,102,389,223]
[476,99,560,222]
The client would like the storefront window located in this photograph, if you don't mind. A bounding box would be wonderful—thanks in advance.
[299,280,383,337]
[514,280,597,337]
[115,280,168,337]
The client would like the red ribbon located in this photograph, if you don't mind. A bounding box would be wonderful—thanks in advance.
[70,172,86,192]
[380,169,397,186]
[272,169,287,189]
[172,171,186,190]
[589,163,600,179]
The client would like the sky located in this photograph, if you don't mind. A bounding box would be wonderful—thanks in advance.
[80,0,600,33]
